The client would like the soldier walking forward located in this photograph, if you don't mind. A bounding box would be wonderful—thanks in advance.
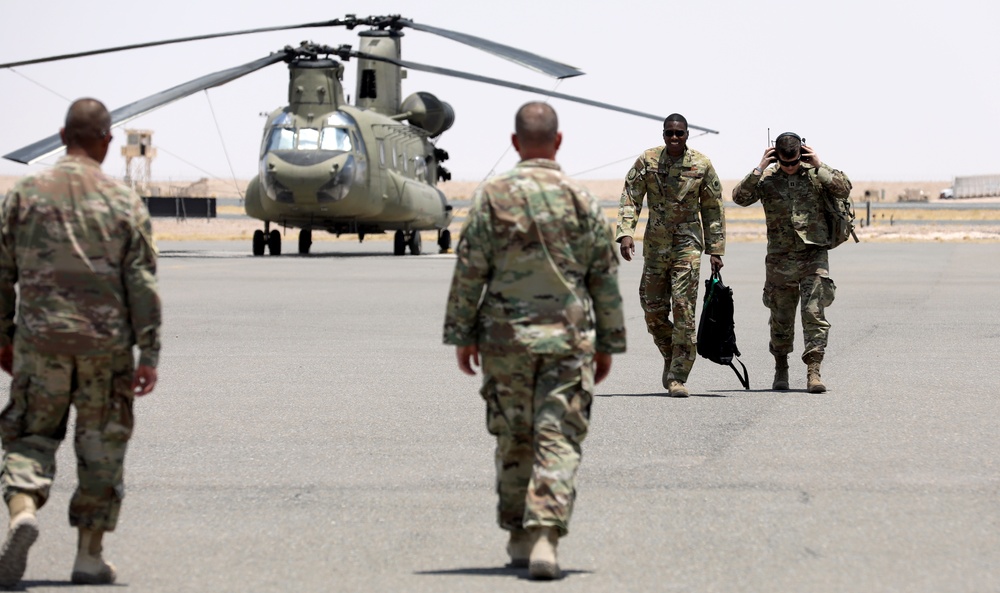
[443,102,625,580]
[616,114,725,397]
[0,98,161,586]
[732,132,851,392]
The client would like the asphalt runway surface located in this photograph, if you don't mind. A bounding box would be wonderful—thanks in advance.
[4,239,998,592]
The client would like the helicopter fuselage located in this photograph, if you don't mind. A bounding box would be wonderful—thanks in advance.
[244,56,452,239]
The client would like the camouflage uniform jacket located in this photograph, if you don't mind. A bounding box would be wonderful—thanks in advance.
[443,158,626,356]
[0,154,161,367]
[616,147,725,259]
[732,163,852,254]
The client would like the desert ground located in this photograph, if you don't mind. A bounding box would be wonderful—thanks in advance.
[3,175,999,244]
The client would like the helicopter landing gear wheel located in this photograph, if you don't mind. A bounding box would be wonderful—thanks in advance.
[267,229,281,255]
[298,229,312,255]
[437,229,451,254]
[408,231,422,255]
[252,230,265,256]
[393,230,406,256]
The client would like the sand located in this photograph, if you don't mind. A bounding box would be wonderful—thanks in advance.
[3,175,998,243]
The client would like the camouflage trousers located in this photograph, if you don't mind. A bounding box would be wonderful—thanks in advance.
[0,340,135,531]
[480,351,594,537]
[640,252,701,383]
[763,248,836,363]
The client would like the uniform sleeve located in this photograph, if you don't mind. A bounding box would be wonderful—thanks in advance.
[816,164,852,200]
[586,200,626,354]
[123,197,162,367]
[443,192,493,346]
[732,169,763,207]
[699,162,726,256]
[615,157,646,242]
[0,191,18,348]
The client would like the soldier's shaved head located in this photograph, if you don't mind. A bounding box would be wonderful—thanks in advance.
[515,102,558,146]
[512,102,562,161]
[63,98,112,147]
[61,98,114,163]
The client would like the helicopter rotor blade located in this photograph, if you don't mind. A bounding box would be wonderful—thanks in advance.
[354,51,718,134]
[0,15,582,81]
[4,52,288,164]
[393,18,583,80]
[0,22,344,69]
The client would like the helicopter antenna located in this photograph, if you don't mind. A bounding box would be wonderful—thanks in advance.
[202,90,244,200]
[6,68,73,102]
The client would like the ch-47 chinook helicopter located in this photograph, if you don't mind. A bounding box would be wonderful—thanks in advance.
[2,15,718,256]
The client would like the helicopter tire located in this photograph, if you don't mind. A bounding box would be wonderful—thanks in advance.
[438,229,452,254]
[252,230,265,256]
[267,229,281,256]
[298,229,312,255]
[393,230,406,256]
[408,231,422,256]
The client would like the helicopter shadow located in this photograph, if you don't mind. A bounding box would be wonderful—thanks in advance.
[157,249,427,260]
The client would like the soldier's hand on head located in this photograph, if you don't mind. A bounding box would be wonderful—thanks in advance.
[619,236,635,262]
[456,344,480,376]
[759,147,777,170]
[800,145,821,168]
[710,255,724,273]
[132,364,157,396]
[0,345,12,376]
[593,352,612,384]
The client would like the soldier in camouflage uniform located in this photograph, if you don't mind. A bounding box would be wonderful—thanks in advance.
[0,98,161,587]
[443,102,625,580]
[732,132,851,393]
[616,114,725,398]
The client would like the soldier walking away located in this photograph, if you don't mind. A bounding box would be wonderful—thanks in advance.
[444,102,625,580]
[616,114,725,397]
[732,132,851,393]
[0,98,161,586]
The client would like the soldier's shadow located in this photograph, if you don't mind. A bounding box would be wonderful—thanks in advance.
[15,580,111,589]
[596,391,731,398]
[415,565,592,581]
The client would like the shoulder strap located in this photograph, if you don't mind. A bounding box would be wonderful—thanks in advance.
[728,358,750,390]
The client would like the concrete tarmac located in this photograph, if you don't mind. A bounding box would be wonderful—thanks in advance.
[3,240,999,592]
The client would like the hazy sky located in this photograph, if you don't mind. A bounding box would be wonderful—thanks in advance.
[2,0,997,186]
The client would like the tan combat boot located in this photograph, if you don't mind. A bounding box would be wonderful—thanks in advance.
[0,493,39,588]
[667,380,690,398]
[772,355,789,390]
[807,362,826,393]
[71,528,117,585]
[506,529,531,568]
[528,526,560,580]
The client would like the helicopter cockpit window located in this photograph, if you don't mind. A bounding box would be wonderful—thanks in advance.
[267,126,354,152]
[267,128,296,151]
[320,127,352,151]
[298,128,320,150]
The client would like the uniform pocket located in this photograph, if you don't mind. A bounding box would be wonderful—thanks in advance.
[104,355,135,444]
[0,376,29,445]
[480,375,504,436]
[820,277,836,307]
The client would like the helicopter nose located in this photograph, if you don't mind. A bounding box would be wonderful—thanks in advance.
[261,150,356,204]
[317,154,356,203]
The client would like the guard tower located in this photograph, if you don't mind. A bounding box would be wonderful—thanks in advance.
[121,129,157,195]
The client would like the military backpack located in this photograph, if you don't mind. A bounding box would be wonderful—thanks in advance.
[808,168,858,248]
[697,272,749,390]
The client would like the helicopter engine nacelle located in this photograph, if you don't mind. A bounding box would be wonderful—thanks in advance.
[401,92,455,137]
